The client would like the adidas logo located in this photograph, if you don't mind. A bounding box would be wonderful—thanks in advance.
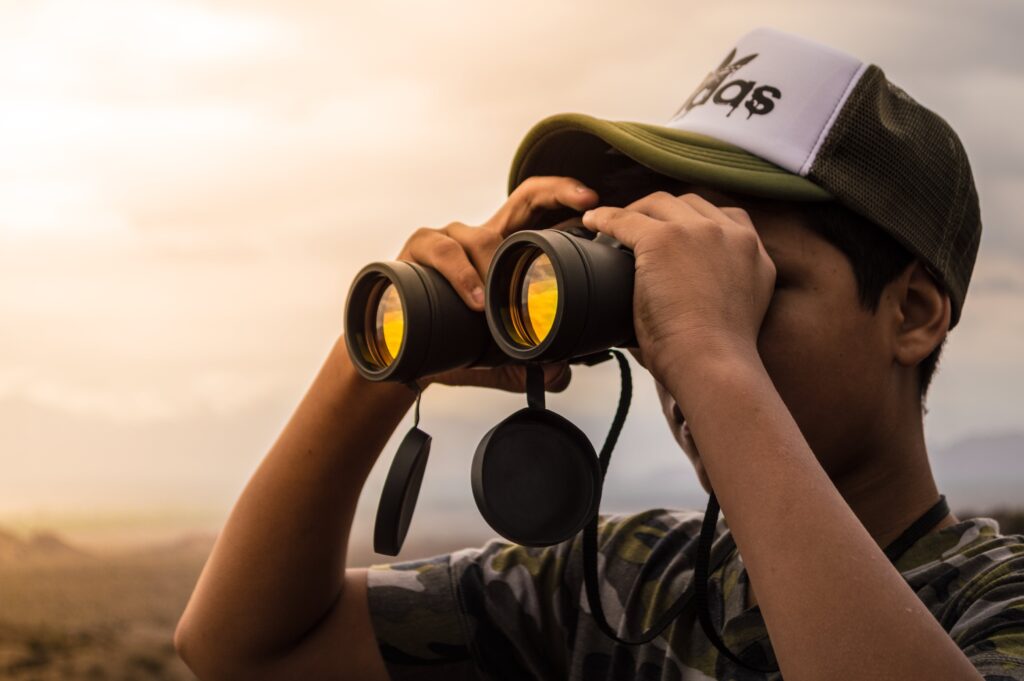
[671,49,782,120]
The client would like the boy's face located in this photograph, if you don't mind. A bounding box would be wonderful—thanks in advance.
[629,186,894,489]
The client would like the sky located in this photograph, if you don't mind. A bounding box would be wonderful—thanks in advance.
[0,0,1021,549]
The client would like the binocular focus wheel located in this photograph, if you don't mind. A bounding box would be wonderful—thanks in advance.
[472,407,601,547]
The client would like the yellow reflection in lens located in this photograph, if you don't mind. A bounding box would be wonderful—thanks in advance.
[374,283,404,365]
[519,253,558,345]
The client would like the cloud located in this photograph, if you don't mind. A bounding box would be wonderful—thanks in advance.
[1,0,1022,532]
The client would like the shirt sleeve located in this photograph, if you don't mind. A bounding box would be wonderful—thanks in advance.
[364,531,581,681]
[947,537,1024,680]
[364,507,701,681]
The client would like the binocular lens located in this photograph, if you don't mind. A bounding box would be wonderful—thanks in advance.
[511,250,559,348]
[486,218,637,362]
[345,261,506,382]
[370,282,404,367]
[345,217,636,380]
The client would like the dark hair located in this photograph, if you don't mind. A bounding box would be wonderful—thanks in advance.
[596,157,946,402]
[798,201,945,402]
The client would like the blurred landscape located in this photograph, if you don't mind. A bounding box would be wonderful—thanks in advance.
[0,524,504,680]
[0,430,1020,681]
[1,1,1021,679]
[1,508,1022,681]
[0,531,210,681]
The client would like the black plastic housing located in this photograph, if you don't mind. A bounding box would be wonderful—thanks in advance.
[484,217,637,362]
[344,260,504,382]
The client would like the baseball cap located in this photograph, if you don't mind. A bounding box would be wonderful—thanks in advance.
[507,27,982,328]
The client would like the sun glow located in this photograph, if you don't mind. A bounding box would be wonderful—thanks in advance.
[0,0,294,236]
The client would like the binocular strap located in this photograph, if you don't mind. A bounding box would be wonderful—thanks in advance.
[582,368,951,676]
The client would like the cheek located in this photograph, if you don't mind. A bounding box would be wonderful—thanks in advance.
[755,287,884,460]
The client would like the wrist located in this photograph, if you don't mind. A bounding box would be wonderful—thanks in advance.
[328,335,420,417]
[658,340,770,419]
[652,330,761,385]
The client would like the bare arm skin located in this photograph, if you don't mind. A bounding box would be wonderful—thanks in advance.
[174,339,412,681]
[663,354,982,681]
[583,191,984,681]
[174,176,597,681]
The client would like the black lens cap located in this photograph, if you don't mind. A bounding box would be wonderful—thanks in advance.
[472,407,601,547]
[374,426,432,556]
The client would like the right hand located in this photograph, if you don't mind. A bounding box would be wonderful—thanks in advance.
[396,175,600,393]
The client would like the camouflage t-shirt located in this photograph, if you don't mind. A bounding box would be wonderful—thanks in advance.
[366,507,1024,680]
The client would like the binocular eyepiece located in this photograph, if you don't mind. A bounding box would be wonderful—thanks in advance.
[344,216,638,379]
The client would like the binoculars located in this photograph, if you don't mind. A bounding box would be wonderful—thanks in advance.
[344,216,639,383]
[345,213,642,558]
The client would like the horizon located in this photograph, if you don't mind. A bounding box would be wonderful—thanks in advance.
[1,1,1022,553]
[2,425,1022,552]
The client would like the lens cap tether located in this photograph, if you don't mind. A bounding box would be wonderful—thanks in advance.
[471,363,603,546]
[374,383,432,556]
[471,351,634,549]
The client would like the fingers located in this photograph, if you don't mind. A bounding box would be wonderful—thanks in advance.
[404,228,485,310]
[625,190,755,230]
[488,176,600,238]
[503,362,572,393]
[397,176,598,313]
[626,346,648,370]
[426,362,572,393]
[542,362,572,392]
[679,194,757,237]
[441,221,503,283]
[583,190,762,254]
[671,192,735,225]
[579,205,665,251]
[623,190,722,226]
[720,206,754,228]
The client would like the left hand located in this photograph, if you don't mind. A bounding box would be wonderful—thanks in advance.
[580,191,776,389]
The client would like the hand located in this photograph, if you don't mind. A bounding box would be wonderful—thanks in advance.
[580,191,776,390]
[395,176,601,393]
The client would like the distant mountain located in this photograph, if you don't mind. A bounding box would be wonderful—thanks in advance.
[0,527,92,565]
[125,531,218,561]
[932,430,1024,510]
[934,430,1022,470]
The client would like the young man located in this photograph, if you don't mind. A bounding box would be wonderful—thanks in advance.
[174,28,1024,680]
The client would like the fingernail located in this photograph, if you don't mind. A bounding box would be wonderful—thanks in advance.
[575,184,590,193]
[471,286,484,306]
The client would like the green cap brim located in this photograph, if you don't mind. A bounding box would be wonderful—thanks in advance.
[508,112,832,202]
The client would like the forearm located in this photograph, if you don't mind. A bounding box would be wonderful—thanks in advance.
[176,334,417,673]
[666,353,982,681]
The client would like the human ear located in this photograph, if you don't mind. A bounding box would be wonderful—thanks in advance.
[890,261,951,368]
